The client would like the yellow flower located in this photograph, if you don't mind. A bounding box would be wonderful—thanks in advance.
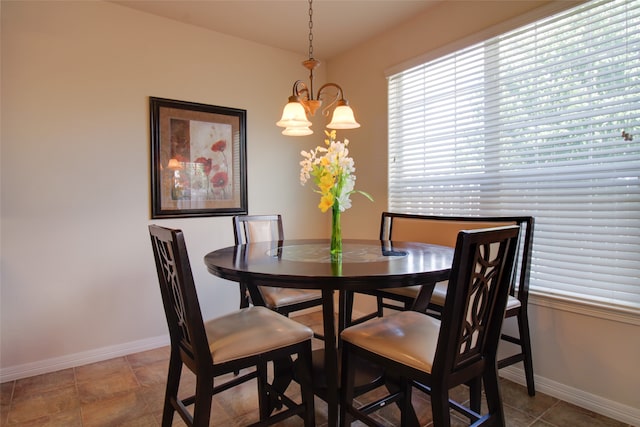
[318,193,334,212]
[318,173,335,194]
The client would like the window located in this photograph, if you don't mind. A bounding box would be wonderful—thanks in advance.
[388,0,639,312]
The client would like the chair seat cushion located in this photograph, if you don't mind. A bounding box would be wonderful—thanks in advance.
[379,281,521,313]
[381,281,448,300]
[506,295,521,310]
[205,306,313,363]
[341,311,440,374]
[428,284,521,311]
[431,282,447,305]
[259,286,321,308]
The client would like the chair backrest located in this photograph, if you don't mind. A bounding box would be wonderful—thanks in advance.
[380,212,534,306]
[149,225,212,368]
[233,214,284,244]
[433,226,520,380]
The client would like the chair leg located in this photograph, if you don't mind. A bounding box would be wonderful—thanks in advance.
[344,290,355,327]
[298,344,316,427]
[482,365,506,426]
[339,344,357,427]
[399,378,415,427]
[162,354,182,427]
[468,377,482,413]
[430,385,451,427]
[256,359,270,421]
[518,309,536,396]
[192,376,213,427]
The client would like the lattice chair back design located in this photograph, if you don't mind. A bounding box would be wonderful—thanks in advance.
[340,225,520,427]
[148,225,315,426]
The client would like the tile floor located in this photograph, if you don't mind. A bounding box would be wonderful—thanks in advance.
[0,311,632,427]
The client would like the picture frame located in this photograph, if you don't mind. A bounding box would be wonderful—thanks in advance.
[150,97,248,219]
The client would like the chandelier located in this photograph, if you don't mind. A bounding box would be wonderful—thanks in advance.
[276,0,360,136]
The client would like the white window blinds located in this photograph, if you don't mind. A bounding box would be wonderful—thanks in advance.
[388,0,640,312]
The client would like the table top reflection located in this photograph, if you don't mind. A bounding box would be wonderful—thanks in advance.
[204,238,453,291]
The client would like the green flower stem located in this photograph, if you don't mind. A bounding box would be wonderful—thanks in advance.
[330,204,342,259]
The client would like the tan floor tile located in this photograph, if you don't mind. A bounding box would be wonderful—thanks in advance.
[77,370,140,404]
[153,396,232,426]
[1,382,15,405]
[75,357,130,383]
[500,378,558,418]
[115,414,159,426]
[540,400,629,427]
[138,382,167,416]
[1,381,14,426]
[12,369,75,401]
[6,384,79,424]
[177,371,198,401]
[530,419,557,427]
[0,405,9,426]
[4,407,82,426]
[127,347,170,369]
[502,404,538,427]
[80,390,151,427]
[213,378,259,418]
[133,360,169,387]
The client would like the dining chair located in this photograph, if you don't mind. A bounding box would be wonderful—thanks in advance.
[368,212,536,398]
[149,225,315,426]
[232,214,325,340]
[339,225,521,427]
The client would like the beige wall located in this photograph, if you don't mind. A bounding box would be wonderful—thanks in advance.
[2,0,638,424]
[1,0,328,375]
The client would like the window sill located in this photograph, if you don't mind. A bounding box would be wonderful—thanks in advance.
[529,292,640,326]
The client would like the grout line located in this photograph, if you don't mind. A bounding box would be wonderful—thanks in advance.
[533,399,563,427]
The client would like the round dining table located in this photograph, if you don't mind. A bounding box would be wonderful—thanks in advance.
[203,238,454,426]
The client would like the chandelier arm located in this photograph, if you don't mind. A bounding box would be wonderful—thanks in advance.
[316,83,345,117]
[292,80,311,101]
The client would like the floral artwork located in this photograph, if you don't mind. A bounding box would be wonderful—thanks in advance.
[150,97,247,218]
[168,119,233,201]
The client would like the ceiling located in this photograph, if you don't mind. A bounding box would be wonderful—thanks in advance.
[111,0,439,59]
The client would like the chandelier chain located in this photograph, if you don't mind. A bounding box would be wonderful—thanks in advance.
[308,0,314,59]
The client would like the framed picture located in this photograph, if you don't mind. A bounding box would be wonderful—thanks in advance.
[150,97,248,218]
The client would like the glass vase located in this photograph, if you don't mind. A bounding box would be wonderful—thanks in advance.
[330,204,342,259]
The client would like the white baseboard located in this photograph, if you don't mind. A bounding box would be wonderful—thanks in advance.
[0,334,170,383]
[500,366,640,426]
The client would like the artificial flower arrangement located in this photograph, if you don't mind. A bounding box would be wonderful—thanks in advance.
[300,130,373,255]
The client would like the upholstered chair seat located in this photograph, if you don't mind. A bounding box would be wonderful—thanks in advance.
[342,310,440,373]
[206,306,313,363]
[258,287,323,310]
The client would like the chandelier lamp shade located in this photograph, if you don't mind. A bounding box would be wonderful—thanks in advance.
[276,0,360,136]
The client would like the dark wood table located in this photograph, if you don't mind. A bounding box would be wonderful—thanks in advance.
[204,238,454,426]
